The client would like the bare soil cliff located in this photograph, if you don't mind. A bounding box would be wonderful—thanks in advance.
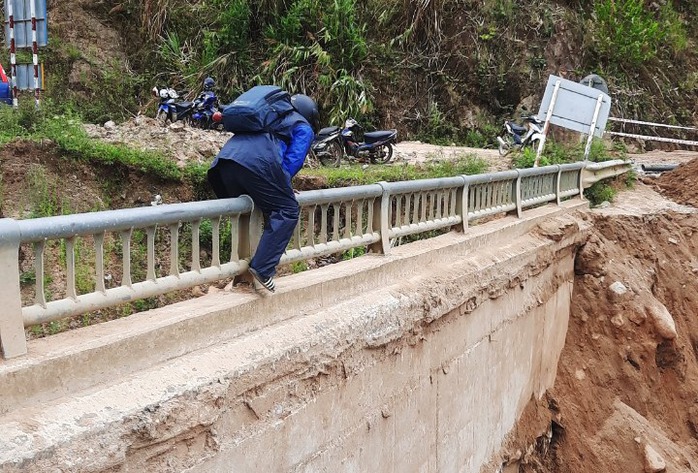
[493,166,698,472]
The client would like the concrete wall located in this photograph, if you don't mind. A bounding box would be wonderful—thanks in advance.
[189,227,577,473]
[0,203,587,473]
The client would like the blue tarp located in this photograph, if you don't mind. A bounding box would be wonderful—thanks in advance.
[0,81,11,105]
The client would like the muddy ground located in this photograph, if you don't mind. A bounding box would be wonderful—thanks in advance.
[489,160,698,472]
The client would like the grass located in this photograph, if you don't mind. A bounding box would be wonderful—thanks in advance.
[511,138,619,169]
[0,103,207,189]
[302,155,489,187]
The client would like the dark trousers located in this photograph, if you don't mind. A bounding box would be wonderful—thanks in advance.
[208,159,299,279]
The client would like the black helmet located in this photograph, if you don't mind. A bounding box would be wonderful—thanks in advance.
[291,94,319,132]
[203,77,215,91]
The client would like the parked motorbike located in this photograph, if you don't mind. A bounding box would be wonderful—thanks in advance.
[151,83,222,129]
[152,86,194,125]
[340,118,397,165]
[496,115,544,156]
[189,89,224,131]
[310,125,344,167]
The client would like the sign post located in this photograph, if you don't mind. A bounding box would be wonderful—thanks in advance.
[535,75,612,166]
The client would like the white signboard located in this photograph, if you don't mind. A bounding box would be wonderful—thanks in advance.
[537,75,611,138]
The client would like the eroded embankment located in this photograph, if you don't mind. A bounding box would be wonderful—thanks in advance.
[490,184,698,472]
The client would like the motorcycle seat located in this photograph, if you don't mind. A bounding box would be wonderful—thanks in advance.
[507,122,527,135]
[317,126,339,136]
[524,115,543,125]
[175,102,193,112]
[363,130,397,144]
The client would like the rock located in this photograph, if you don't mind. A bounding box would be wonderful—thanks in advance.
[599,201,611,208]
[608,281,631,304]
[609,281,628,296]
[645,298,677,340]
[575,235,608,277]
[668,237,678,245]
[104,120,116,130]
[627,304,647,325]
[610,314,625,327]
[643,444,666,472]
[169,121,186,132]
[191,286,205,297]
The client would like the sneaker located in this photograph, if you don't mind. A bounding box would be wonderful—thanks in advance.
[248,267,276,293]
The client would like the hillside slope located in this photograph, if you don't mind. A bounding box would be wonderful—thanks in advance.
[34,0,698,143]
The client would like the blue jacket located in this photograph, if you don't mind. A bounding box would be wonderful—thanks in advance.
[211,111,314,183]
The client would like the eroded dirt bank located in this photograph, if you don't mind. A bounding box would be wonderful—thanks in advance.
[491,169,698,471]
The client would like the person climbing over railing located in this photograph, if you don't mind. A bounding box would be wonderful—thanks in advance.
[207,86,319,293]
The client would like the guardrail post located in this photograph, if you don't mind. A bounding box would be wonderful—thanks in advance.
[515,170,523,218]
[578,166,585,199]
[456,176,469,231]
[238,196,262,261]
[0,218,27,359]
[555,165,562,205]
[369,181,390,254]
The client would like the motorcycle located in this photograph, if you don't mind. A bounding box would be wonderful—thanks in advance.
[340,118,397,165]
[152,86,222,129]
[310,125,344,167]
[189,89,224,131]
[152,86,193,125]
[496,115,544,156]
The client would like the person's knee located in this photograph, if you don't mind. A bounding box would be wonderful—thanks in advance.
[277,207,299,226]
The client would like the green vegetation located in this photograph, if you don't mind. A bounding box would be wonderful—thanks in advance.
[584,181,616,207]
[341,246,366,261]
[591,0,687,69]
[511,138,618,169]
[584,168,636,207]
[13,0,693,148]
[302,155,488,187]
[290,261,310,273]
[25,164,63,217]
[0,103,205,189]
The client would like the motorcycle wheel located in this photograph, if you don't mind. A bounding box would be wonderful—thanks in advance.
[305,149,321,169]
[319,141,343,167]
[497,136,513,157]
[370,143,394,164]
[156,110,169,126]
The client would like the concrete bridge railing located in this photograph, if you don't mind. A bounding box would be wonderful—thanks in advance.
[0,160,628,360]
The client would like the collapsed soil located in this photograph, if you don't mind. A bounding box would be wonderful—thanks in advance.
[655,157,698,208]
[492,176,698,472]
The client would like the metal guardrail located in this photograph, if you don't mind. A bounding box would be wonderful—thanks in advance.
[0,162,597,359]
[582,159,633,187]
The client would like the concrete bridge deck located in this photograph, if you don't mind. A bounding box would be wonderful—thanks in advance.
[0,199,588,472]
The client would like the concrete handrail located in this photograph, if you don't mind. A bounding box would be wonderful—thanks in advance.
[0,162,608,359]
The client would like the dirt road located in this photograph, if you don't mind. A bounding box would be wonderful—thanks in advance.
[393,139,698,172]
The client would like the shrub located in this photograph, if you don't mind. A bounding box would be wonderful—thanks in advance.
[584,181,616,206]
[591,0,687,67]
